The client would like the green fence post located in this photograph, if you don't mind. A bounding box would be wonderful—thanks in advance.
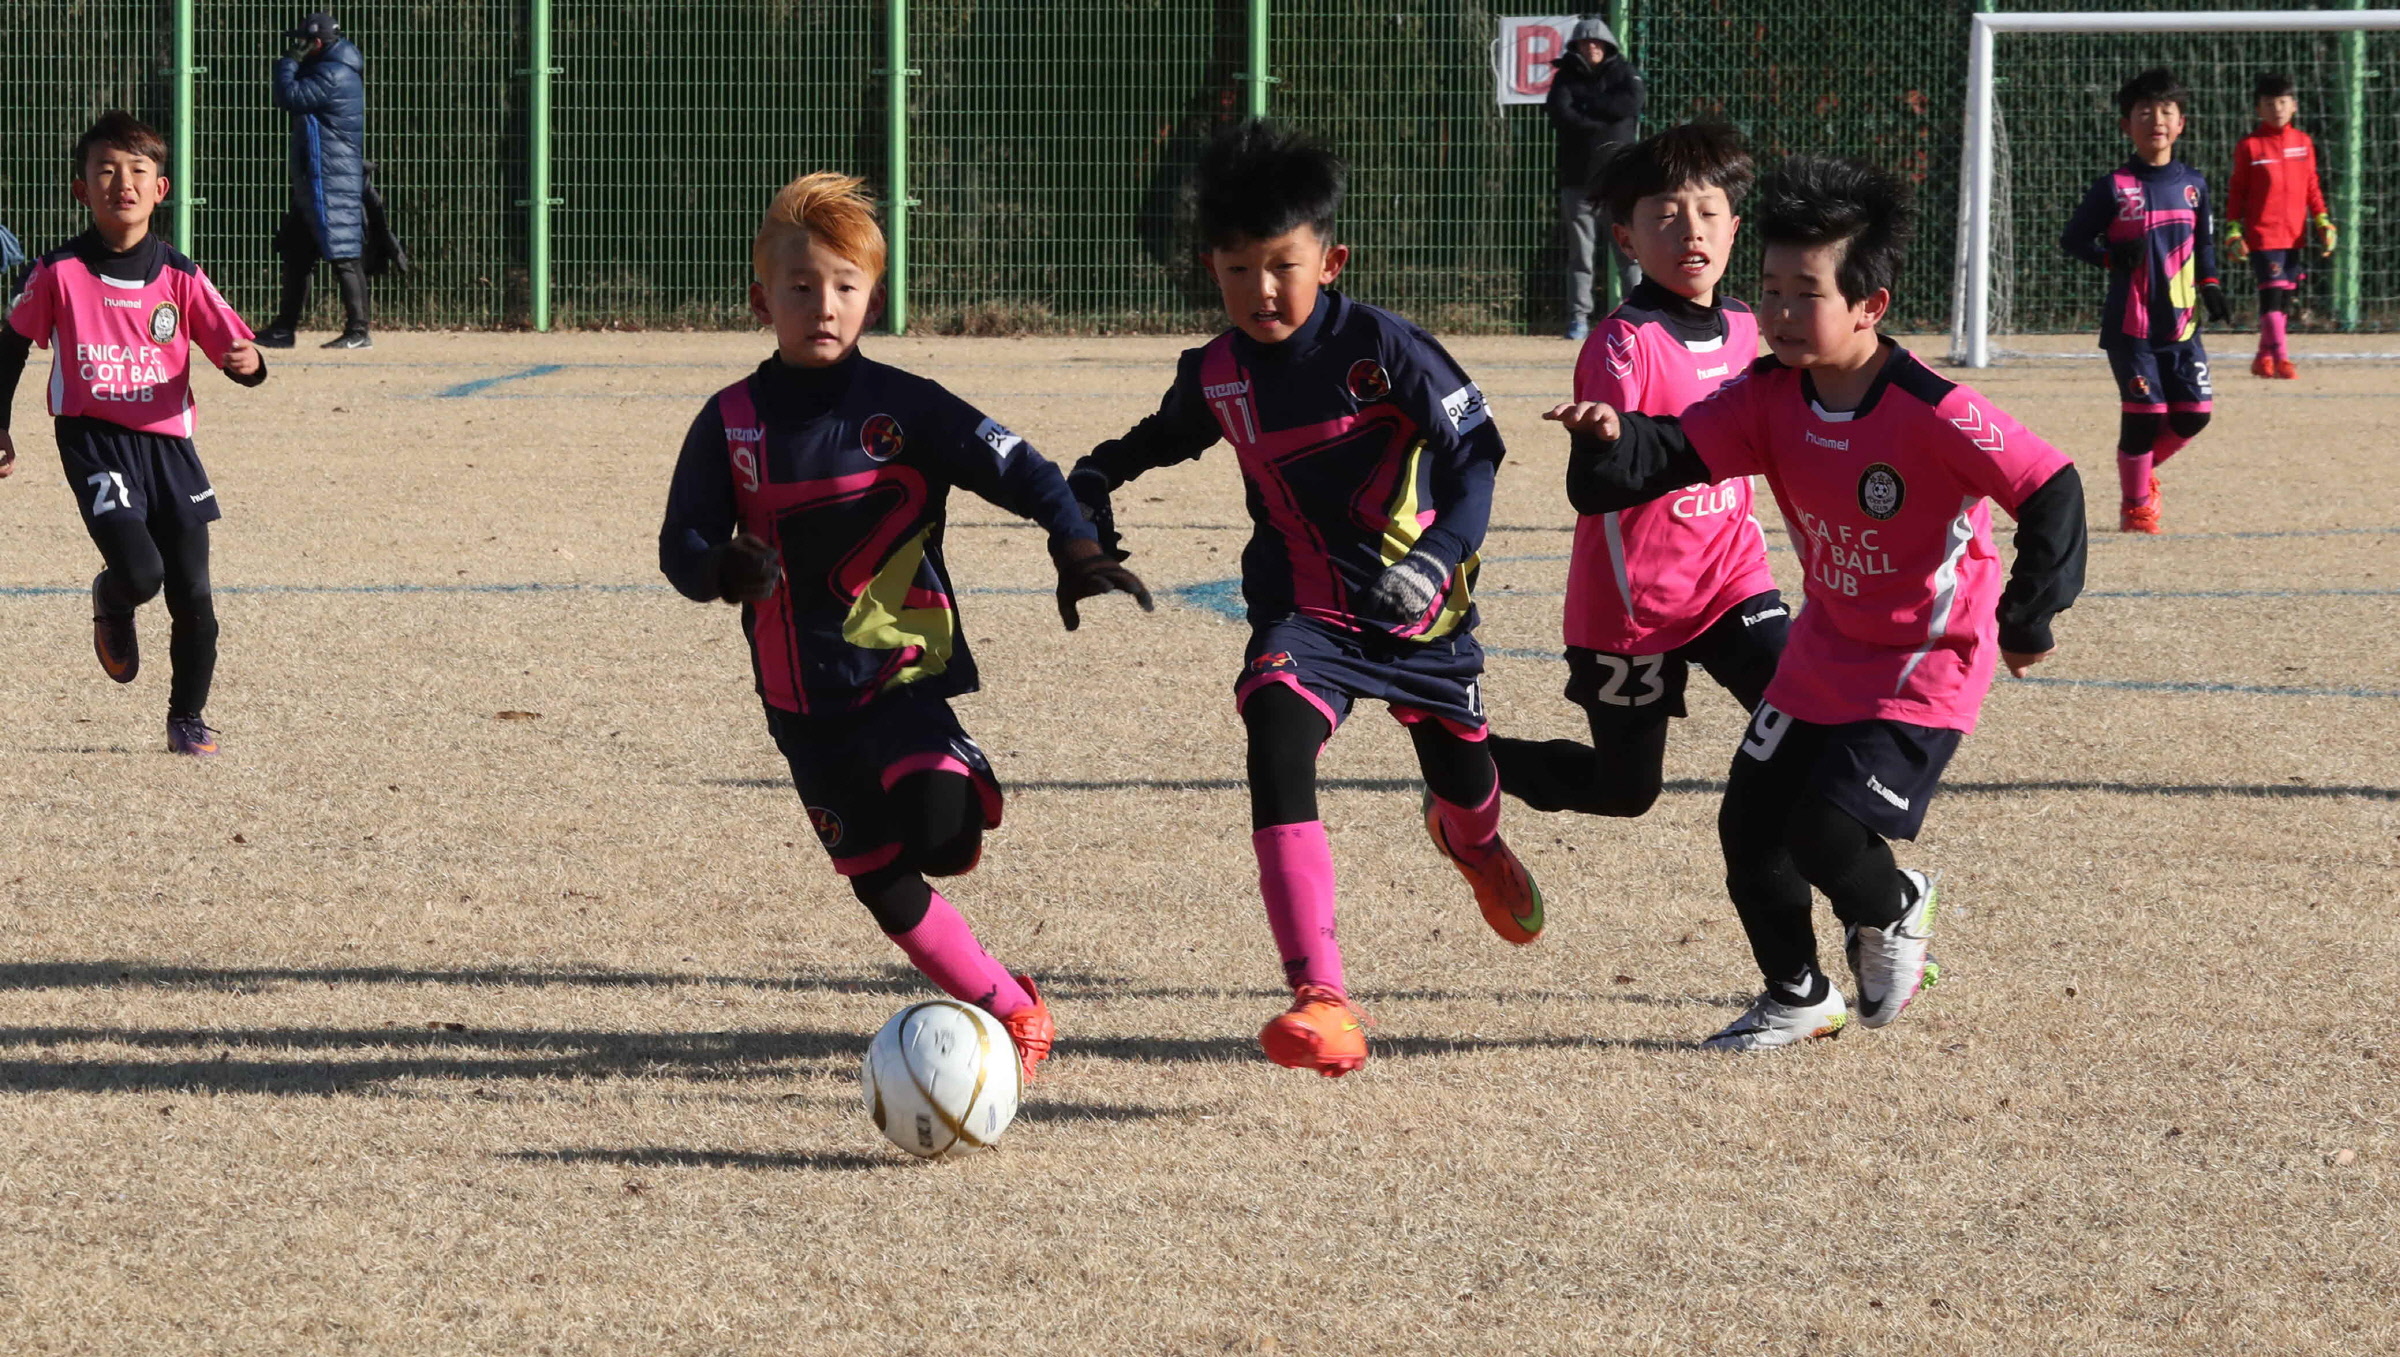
[529,0,553,331]
[171,0,196,250]
[2338,0,2366,330]
[887,0,909,335]
[1604,0,1632,311]
[1243,0,1272,118]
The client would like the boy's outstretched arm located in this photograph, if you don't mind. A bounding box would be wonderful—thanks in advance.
[1556,402,1712,515]
[0,326,28,477]
[935,406,1153,631]
[1068,347,1220,559]
[2060,177,2118,269]
[1996,463,2088,677]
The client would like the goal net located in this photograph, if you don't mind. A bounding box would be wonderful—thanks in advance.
[1951,9,2400,366]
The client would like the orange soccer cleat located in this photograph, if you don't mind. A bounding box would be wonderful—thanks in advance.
[2120,498,2161,534]
[92,574,138,683]
[1001,974,1055,1082]
[2272,358,2299,380]
[1259,983,1369,1077]
[1424,796,1545,944]
[2251,354,2275,379]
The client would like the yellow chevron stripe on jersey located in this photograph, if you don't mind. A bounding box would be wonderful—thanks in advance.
[1375,436,1475,642]
[2169,257,2198,342]
[841,523,957,692]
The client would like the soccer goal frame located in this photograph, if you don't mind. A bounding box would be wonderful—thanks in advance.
[1951,8,2400,367]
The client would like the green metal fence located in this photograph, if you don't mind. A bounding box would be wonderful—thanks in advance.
[3,1,2391,337]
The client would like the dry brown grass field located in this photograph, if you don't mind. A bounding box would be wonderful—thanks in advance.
[1,328,2395,1355]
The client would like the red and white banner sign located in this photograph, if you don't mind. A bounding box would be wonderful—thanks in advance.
[1491,15,1580,105]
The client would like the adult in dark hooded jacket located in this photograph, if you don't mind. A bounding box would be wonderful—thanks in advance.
[258,11,372,349]
[1546,16,1643,338]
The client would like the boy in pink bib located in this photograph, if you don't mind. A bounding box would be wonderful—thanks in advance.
[0,113,266,756]
[1489,123,1785,823]
[1556,157,2087,1052]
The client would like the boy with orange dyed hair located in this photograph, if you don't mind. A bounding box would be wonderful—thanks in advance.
[658,172,1152,1079]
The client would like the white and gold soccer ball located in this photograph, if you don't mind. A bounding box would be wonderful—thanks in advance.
[860,999,1021,1160]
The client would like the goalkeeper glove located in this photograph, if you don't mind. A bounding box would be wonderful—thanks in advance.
[2200,282,2231,326]
[2315,213,2338,259]
[1053,536,1153,632]
[708,532,781,604]
[1066,466,1127,561]
[1357,547,1452,627]
[2222,224,2249,264]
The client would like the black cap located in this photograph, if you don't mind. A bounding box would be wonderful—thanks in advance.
[285,12,340,40]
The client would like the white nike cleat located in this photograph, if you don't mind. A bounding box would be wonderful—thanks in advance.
[1701,985,1848,1053]
[1847,869,1940,1029]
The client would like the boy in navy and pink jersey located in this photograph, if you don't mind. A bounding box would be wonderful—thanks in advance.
[2225,71,2335,379]
[0,113,266,756]
[1071,121,1536,1078]
[1559,156,2087,1052]
[1487,123,1787,822]
[2061,67,2229,535]
[657,172,1152,1081]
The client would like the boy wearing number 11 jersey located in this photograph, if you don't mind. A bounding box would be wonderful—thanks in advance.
[658,172,1152,1081]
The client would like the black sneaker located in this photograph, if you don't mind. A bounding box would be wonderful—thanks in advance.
[253,326,297,349]
[93,573,138,683]
[321,330,373,350]
[166,712,220,757]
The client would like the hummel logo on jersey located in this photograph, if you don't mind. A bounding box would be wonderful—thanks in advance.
[1696,363,1729,380]
[103,297,142,309]
[1603,333,1636,379]
[973,417,1021,464]
[188,487,216,504]
[1741,604,1789,627]
[1442,382,1490,435]
[1804,429,1849,450]
[1867,776,1911,810]
[1948,402,2006,453]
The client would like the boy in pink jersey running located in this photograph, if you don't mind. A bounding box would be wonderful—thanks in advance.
[1555,157,2087,1051]
[1489,123,1786,821]
[0,113,266,756]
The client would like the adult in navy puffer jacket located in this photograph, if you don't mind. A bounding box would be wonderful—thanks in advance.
[258,11,372,349]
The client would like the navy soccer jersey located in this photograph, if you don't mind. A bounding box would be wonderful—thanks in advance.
[2061,159,2222,349]
[1076,290,1504,641]
[658,351,1094,715]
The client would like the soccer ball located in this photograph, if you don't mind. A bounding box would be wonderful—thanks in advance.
[860,999,1022,1160]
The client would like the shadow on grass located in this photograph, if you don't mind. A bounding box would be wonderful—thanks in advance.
[0,1021,1699,1095]
[499,1147,892,1172]
[715,775,2398,801]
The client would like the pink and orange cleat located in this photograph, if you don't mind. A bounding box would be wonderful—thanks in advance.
[1259,983,1369,1077]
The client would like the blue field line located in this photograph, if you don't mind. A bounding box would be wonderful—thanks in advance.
[434,365,567,398]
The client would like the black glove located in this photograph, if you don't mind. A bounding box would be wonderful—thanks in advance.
[1357,547,1451,627]
[707,531,781,604]
[1066,466,1127,561]
[2200,282,2231,325]
[2106,239,2144,272]
[1053,537,1153,632]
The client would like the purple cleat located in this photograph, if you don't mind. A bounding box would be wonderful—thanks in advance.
[166,712,219,757]
[93,573,138,683]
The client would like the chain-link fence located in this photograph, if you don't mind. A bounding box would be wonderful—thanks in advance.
[2,1,2391,337]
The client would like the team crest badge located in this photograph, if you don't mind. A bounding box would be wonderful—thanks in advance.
[806,805,844,849]
[1249,650,1295,673]
[2128,375,2151,399]
[2183,184,2200,208]
[149,303,180,344]
[1857,463,1905,520]
[1346,358,1390,402]
[860,414,905,462]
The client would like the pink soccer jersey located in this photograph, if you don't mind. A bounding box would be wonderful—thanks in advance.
[1565,296,1775,654]
[4,240,251,437]
[1679,348,2072,733]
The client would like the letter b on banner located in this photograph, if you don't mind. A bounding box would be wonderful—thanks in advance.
[1490,15,1578,105]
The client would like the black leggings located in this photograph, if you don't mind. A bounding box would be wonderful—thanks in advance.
[2117,408,2211,456]
[846,770,984,934]
[1243,681,1496,830]
[90,513,216,717]
[1717,766,1906,995]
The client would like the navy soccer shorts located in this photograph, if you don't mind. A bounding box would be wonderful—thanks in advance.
[1726,702,1962,842]
[2250,249,2306,292]
[1565,588,1789,730]
[2106,341,2213,415]
[1236,613,1488,739]
[54,415,221,529]
[766,695,1003,877]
